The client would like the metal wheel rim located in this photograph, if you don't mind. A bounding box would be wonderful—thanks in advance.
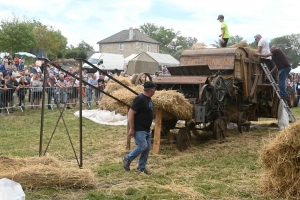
[214,77,226,102]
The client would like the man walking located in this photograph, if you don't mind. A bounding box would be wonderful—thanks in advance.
[123,82,157,175]
[258,46,291,105]
[254,34,278,83]
[217,14,230,47]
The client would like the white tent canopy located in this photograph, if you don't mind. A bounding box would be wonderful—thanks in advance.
[124,54,138,65]
[147,52,179,66]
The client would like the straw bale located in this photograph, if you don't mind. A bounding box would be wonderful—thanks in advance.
[99,95,128,115]
[104,83,124,94]
[100,85,192,120]
[0,156,96,190]
[260,121,300,199]
[229,40,249,48]
[191,42,206,49]
[108,76,132,86]
[229,40,257,55]
[131,74,138,84]
[152,90,193,120]
[12,166,95,190]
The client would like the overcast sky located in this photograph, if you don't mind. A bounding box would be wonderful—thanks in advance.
[1,0,299,50]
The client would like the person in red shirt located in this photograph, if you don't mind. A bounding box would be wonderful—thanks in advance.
[14,56,20,70]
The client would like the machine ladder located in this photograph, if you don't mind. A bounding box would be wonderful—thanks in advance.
[261,63,296,122]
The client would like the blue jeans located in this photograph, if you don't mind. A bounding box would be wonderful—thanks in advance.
[56,91,66,106]
[47,89,56,109]
[125,131,151,170]
[86,89,93,104]
[278,66,291,97]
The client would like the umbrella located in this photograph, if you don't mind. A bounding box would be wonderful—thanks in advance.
[15,52,36,58]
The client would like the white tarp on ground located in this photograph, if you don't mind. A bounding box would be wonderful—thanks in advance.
[0,178,25,200]
[74,110,127,126]
[277,100,289,130]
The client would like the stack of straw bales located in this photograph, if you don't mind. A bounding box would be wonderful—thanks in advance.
[229,40,257,54]
[261,121,300,199]
[191,42,206,49]
[0,156,96,190]
[99,77,193,120]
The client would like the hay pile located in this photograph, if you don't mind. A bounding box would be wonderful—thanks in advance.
[260,121,300,199]
[191,42,206,49]
[0,156,96,190]
[229,40,257,54]
[99,77,193,120]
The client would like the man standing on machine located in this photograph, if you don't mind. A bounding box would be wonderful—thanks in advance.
[217,14,230,48]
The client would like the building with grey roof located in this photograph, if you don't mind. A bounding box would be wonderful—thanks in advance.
[97,27,160,58]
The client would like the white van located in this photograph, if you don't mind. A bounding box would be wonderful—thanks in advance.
[83,53,125,74]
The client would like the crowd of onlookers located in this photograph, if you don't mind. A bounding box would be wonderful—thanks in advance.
[0,55,159,114]
[0,56,116,114]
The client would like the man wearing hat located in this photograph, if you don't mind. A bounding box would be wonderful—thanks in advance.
[217,14,230,47]
[258,46,292,106]
[123,81,157,175]
[254,34,278,83]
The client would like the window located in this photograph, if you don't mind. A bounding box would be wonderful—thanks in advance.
[147,44,150,52]
[119,43,124,50]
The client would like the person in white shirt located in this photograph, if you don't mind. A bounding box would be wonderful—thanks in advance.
[254,34,278,83]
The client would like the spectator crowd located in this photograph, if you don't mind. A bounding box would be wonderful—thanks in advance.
[0,56,123,114]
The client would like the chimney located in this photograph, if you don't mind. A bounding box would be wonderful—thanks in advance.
[129,27,133,40]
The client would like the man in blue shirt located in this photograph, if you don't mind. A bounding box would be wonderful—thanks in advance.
[86,74,98,107]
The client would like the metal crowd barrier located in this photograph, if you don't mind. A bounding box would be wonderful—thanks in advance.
[0,86,104,115]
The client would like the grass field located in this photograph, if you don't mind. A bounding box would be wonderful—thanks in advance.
[0,104,299,200]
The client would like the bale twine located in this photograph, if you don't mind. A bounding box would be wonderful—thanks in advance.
[260,121,300,199]
[0,156,96,190]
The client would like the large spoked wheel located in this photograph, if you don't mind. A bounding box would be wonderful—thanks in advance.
[199,84,214,116]
[214,76,226,102]
[176,128,191,151]
[213,117,227,142]
[237,111,251,133]
[135,73,153,86]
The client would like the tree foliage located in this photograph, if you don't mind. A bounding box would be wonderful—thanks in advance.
[77,40,94,51]
[0,15,67,59]
[33,22,67,58]
[270,34,300,68]
[63,40,93,59]
[139,23,197,59]
[0,16,36,54]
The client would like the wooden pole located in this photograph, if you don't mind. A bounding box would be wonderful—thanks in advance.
[153,108,162,154]
[126,108,131,150]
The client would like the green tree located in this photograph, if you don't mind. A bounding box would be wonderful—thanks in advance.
[139,23,197,58]
[248,41,258,49]
[271,34,300,68]
[77,40,94,51]
[0,16,36,54]
[33,23,67,58]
